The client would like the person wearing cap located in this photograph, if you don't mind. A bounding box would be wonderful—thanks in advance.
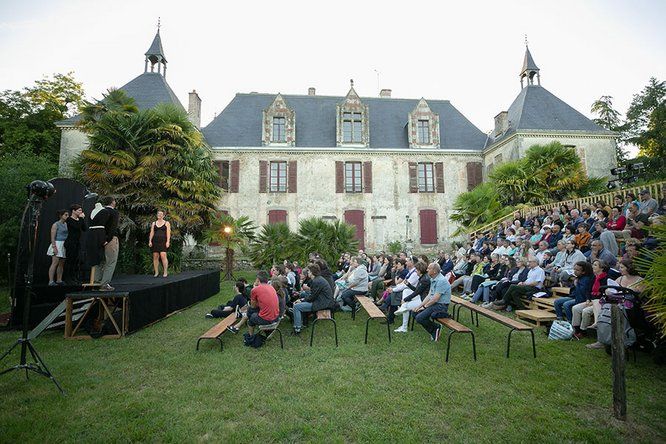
[638,189,658,216]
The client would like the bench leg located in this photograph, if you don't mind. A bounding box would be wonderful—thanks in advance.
[475,311,479,327]
[310,319,317,347]
[310,318,337,347]
[276,328,283,349]
[445,331,455,363]
[530,329,536,358]
[365,317,371,344]
[332,319,338,347]
[386,318,391,343]
[469,308,475,325]
[196,338,202,351]
[471,331,477,361]
[506,328,515,358]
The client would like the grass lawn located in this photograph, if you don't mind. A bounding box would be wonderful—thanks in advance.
[0,272,664,443]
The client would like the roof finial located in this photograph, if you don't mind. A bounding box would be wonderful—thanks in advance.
[524,34,528,47]
[350,78,354,88]
[157,17,161,32]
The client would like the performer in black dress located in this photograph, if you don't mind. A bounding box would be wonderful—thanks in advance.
[63,204,87,284]
[148,210,171,277]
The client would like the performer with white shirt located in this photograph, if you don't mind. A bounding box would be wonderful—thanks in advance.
[390,256,420,333]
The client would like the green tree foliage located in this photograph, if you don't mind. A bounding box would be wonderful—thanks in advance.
[204,213,257,252]
[635,224,666,338]
[247,218,359,269]
[451,142,606,233]
[625,77,665,159]
[0,152,58,280]
[0,72,84,163]
[450,182,514,235]
[78,92,219,238]
[591,95,627,161]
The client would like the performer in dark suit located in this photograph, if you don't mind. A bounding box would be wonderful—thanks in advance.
[63,204,87,284]
[87,196,119,291]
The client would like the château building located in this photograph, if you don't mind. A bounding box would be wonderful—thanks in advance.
[57,29,617,250]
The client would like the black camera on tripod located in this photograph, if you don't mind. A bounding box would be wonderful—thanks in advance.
[606,162,645,190]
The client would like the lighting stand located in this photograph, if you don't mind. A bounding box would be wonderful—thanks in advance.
[0,195,65,394]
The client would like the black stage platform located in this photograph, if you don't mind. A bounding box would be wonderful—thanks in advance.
[12,270,220,333]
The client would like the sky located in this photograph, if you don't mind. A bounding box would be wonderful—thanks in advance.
[1,0,665,143]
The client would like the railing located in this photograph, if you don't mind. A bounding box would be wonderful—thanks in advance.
[468,180,665,238]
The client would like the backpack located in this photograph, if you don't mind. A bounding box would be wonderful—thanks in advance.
[243,333,265,348]
[548,320,574,340]
[597,303,636,347]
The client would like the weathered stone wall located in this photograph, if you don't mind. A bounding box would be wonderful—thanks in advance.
[58,127,89,176]
[213,148,482,250]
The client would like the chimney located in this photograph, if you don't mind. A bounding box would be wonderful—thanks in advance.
[188,90,201,128]
[380,89,392,98]
[308,87,316,96]
[494,111,509,137]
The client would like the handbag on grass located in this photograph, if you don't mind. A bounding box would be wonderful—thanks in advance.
[548,320,574,340]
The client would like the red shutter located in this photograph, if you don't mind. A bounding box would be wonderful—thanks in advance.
[435,162,445,193]
[344,210,365,250]
[268,210,287,225]
[335,161,344,193]
[230,160,239,193]
[466,161,483,191]
[363,161,372,193]
[214,161,223,188]
[419,209,438,244]
[288,160,297,193]
[259,160,268,193]
[408,162,418,193]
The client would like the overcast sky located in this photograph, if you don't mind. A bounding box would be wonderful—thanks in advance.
[1,0,664,142]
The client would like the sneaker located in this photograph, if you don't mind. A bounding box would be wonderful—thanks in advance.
[586,342,605,349]
[56,281,65,286]
[205,313,214,319]
[227,326,239,334]
[394,326,408,333]
[48,281,57,286]
[505,306,513,312]
[98,283,114,292]
[290,329,301,336]
[434,327,441,342]
[394,305,408,315]
[481,302,492,309]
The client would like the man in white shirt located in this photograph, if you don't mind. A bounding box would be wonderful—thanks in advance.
[491,258,545,311]
[494,239,509,256]
[534,241,550,266]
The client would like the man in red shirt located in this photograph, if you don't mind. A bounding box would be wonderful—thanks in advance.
[247,271,280,335]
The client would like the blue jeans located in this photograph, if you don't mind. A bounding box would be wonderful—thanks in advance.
[293,301,313,330]
[554,297,576,321]
[415,303,449,336]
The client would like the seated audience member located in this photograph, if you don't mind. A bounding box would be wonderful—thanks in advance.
[206,280,248,318]
[228,271,280,334]
[534,241,550,266]
[547,224,563,249]
[607,205,627,237]
[622,239,642,262]
[586,259,644,349]
[574,223,592,253]
[586,239,617,268]
[622,203,650,240]
[469,254,502,295]
[638,189,658,216]
[554,261,593,322]
[554,240,587,286]
[486,256,528,305]
[491,258,545,311]
[388,256,420,327]
[582,208,596,231]
[394,261,430,333]
[438,253,454,276]
[571,209,585,230]
[340,256,369,311]
[594,221,619,257]
[472,255,509,304]
[561,225,575,244]
[291,263,335,334]
[414,262,451,341]
[450,253,482,295]
[529,225,543,247]
[494,239,509,256]
[571,259,609,339]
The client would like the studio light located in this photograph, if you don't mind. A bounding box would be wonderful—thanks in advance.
[610,167,626,176]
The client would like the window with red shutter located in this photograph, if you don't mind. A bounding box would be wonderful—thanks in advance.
[408,162,418,193]
[435,162,445,193]
[230,160,239,193]
[259,160,268,193]
[288,161,297,193]
[363,161,372,193]
[268,210,288,225]
[335,161,344,193]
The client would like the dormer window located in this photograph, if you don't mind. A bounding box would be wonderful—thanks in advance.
[337,82,369,147]
[408,98,440,148]
[343,112,363,143]
[272,117,286,143]
[262,94,295,146]
[417,120,430,144]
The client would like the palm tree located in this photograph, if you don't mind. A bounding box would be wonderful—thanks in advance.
[248,223,299,269]
[450,183,513,235]
[297,217,358,265]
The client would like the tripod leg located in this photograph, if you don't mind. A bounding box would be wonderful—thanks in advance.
[0,340,20,363]
[26,342,65,395]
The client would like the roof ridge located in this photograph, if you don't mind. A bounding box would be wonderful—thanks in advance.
[234,92,452,103]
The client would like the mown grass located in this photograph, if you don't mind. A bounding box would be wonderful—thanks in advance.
[0,272,664,443]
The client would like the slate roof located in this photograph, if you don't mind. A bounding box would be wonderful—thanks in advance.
[202,94,489,150]
[491,85,614,145]
[56,72,184,126]
[521,47,539,74]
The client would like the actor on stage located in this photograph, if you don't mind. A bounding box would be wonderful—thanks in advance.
[63,204,87,284]
[47,209,69,286]
[88,196,119,291]
[148,210,171,277]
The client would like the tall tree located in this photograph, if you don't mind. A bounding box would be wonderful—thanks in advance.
[591,95,627,161]
[625,77,666,159]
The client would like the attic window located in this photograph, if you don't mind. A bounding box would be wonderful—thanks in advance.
[272,117,286,142]
[342,112,363,143]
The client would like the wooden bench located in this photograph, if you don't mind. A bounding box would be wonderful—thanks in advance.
[258,317,284,349]
[196,313,237,351]
[436,317,477,362]
[354,296,391,344]
[310,309,338,347]
[451,296,536,358]
[532,296,557,311]
[515,309,557,326]
[550,287,571,297]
